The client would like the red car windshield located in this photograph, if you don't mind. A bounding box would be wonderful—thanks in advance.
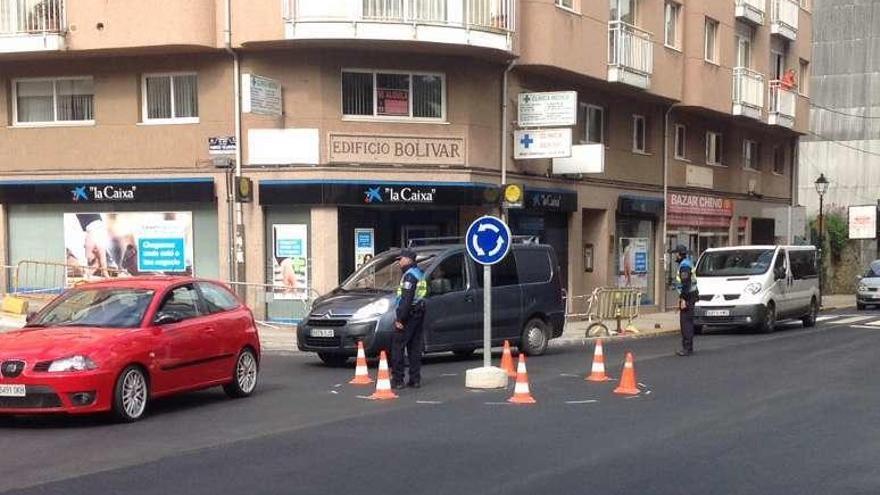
[30,288,155,329]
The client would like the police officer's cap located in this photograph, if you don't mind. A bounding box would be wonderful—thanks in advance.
[398,248,418,261]
[670,244,689,255]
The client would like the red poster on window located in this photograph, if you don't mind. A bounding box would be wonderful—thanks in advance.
[377,89,409,116]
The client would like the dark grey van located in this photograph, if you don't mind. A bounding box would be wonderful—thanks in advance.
[297,243,565,366]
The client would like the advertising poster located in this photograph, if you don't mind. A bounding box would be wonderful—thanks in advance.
[354,228,375,269]
[273,224,309,301]
[618,237,650,291]
[63,212,193,283]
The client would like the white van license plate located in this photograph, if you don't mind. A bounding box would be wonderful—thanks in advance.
[705,310,730,317]
[310,328,335,338]
[0,384,26,397]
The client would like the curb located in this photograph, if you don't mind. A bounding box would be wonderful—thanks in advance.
[551,328,680,348]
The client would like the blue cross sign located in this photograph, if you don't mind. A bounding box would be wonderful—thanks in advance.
[519,134,534,149]
[466,216,512,266]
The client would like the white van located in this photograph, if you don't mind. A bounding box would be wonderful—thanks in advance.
[693,245,820,333]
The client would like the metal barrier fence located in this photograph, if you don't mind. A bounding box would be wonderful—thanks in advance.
[567,287,642,337]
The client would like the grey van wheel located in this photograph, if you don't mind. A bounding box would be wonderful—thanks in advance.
[761,302,776,334]
[521,318,549,356]
[802,298,818,328]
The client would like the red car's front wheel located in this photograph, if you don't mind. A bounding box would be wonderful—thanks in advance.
[112,365,149,422]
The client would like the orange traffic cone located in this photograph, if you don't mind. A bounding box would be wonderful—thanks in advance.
[369,350,398,400]
[349,341,373,385]
[500,340,516,378]
[613,352,640,396]
[508,353,537,404]
[586,339,612,382]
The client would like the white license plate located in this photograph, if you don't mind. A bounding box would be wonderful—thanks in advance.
[0,384,26,397]
[310,328,335,338]
[705,310,730,317]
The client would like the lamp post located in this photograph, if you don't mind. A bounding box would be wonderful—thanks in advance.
[815,174,829,296]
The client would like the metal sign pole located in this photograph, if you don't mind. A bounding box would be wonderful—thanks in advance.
[483,265,492,369]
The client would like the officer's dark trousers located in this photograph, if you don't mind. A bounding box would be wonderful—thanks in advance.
[680,307,695,353]
[391,311,425,385]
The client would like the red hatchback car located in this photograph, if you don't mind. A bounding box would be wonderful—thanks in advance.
[0,277,261,422]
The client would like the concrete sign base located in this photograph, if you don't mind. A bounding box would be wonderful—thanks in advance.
[465,366,509,389]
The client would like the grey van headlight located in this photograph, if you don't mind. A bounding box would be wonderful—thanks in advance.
[353,299,391,320]
[744,282,763,295]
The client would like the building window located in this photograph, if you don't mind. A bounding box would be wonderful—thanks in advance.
[706,131,723,165]
[704,18,719,64]
[13,77,94,125]
[743,140,760,170]
[773,145,786,174]
[342,70,445,120]
[556,0,575,10]
[664,1,681,49]
[142,73,198,123]
[610,0,639,24]
[799,59,810,96]
[582,104,605,144]
[632,115,646,153]
[674,124,686,160]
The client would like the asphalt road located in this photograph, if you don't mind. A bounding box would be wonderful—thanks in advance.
[3,309,880,494]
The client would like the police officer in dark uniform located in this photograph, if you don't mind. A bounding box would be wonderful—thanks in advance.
[672,244,698,356]
[391,249,427,389]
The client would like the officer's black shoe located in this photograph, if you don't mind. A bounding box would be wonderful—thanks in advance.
[407,382,421,389]
[392,382,406,390]
[676,350,693,357]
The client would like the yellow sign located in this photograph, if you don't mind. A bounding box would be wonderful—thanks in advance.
[503,184,524,208]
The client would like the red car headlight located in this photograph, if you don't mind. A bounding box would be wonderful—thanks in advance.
[47,355,99,373]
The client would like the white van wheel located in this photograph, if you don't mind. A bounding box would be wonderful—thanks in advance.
[761,302,777,334]
[802,299,818,328]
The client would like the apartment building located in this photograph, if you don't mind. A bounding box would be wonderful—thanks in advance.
[0,0,811,318]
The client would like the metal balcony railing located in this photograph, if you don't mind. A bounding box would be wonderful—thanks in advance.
[735,0,766,24]
[733,67,765,111]
[0,0,65,35]
[288,0,515,33]
[770,0,798,38]
[769,80,797,125]
[608,20,653,77]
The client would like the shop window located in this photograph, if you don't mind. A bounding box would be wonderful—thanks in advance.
[477,254,519,288]
[743,140,760,170]
[142,73,199,123]
[773,145,786,175]
[14,77,94,125]
[632,115,647,153]
[428,254,467,296]
[342,69,445,120]
[674,124,686,160]
[664,1,681,49]
[197,282,240,314]
[706,131,723,166]
[582,104,605,144]
[616,216,654,304]
[704,17,719,64]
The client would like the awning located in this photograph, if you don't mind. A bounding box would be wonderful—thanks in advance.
[259,180,499,207]
[0,178,215,205]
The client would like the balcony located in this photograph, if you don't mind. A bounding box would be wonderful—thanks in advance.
[770,0,798,41]
[0,0,65,53]
[607,21,653,90]
[768,80,796,128]
[283,0,515,53]
[732,67,765,120]
[735,0,765,25]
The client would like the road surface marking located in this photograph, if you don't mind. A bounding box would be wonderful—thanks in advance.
[817,316,839,322]
[831,316,873,325]
[484,402,510,405]
[329,390,339,395]
[565,400,598,404]
[440,373,458,377]
[559,373,580,378]
[416,400,443,405]
[861,319,880,326]
[851,325,878,329]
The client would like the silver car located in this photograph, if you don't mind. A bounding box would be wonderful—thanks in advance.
[857,260,880,310]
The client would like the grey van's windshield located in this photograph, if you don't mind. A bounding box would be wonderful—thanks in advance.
[341,253,434,292]
[696,249,775,277]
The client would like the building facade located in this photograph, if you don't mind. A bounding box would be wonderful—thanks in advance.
[0,0,811,317]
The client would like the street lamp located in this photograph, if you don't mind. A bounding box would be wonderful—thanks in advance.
[815,173,829,296]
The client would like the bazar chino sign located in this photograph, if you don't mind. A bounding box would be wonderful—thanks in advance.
[329,134,465,166]
[668,193,733,217]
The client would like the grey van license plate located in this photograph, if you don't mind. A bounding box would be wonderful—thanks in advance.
[310,328,335,338]
[705,310,730,317]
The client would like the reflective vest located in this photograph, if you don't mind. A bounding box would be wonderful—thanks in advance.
[396,266,427,302]
[675,257,698,295]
